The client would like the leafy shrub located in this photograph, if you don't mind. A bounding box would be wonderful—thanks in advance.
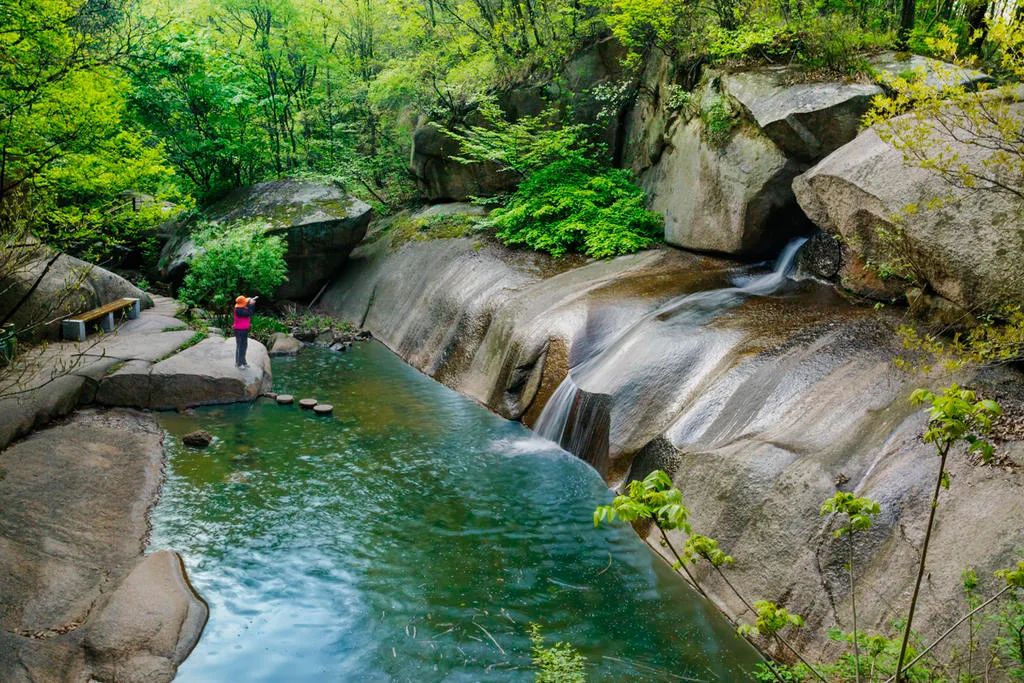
[529,624,586,683]
[483,156,663,259]
[700,95,737,147]
[178,221,288,310]
[247,315,288,344]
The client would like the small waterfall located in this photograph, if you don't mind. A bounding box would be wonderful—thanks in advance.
[533,238,808,457]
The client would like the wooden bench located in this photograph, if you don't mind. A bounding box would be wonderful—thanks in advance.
[61,297,141,341]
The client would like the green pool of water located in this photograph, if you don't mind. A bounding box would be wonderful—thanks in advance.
[151,343,760,681]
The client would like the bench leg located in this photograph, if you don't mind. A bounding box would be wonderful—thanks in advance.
[62,320,86,342]
[127,299,141,319]
[100,312,115,333]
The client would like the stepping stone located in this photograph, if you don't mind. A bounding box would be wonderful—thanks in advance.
[276,394,294,405]
[313,404,333,416]
[299,398,318,409]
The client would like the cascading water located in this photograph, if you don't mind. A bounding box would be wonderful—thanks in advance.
[535,238,808,456]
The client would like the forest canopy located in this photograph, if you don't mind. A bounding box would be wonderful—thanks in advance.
[2,0,1023,268]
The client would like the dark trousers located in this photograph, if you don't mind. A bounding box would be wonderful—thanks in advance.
[235,329,249,366]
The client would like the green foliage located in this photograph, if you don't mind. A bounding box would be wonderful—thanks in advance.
[484,157,663,259]
[594,469,691,531]
[682,534,735,568]
[447,100,595,177]
[247,315,288,344]
[528,623,586,683]
[388,212,479,249]
[739,601,805,638]
[820,492,881,538]
[699,95,737,148]
[910,385,1001,463]
[178,221,288,309]
[896,306,1024,374]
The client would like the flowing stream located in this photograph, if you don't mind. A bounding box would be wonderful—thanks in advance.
[151,343,760,681]
[535,239,808,453]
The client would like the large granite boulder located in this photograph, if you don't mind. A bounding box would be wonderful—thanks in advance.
[159,179,372,300]
[410,119,518,202]
[639,78,808,256]
[0,409,206,683]
[868,50,989,90]
[96,335,272,410]
[0,250,151,341]
[721,69,881,161]
[412,38,629,202]
[793,95,1024,310]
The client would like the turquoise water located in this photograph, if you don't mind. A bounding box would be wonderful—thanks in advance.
[151,343,759,681]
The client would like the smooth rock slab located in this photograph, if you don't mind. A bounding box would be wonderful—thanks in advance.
[96,336,272,410]
[0,410,205,683]
[268,332,302,356]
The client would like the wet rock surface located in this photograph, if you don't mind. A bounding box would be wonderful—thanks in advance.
[321,235,1024,660]
[0,410,207,683]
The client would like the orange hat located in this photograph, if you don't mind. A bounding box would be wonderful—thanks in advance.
[235,296,248,307]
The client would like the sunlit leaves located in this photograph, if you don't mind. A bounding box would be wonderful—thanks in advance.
[820,492,881,539]
[910,385,1001,464]
[739,601,805,638]
[593,469,692,531]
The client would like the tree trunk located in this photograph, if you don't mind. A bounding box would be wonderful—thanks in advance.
[898,0,915,49]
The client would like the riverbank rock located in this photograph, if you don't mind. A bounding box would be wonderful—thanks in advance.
[320,233,1024,662]
[159,179,372,300]
[0,249,152,341]
[793,92,1024,310]
[410,120,517,202]
[96,336,272,410]
[268,332,302,356]
[643,112,806,256]
[0,409,207,683]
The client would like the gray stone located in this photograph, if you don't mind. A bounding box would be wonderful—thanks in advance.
[643,114,806,256]
[869,51,989,90]
[96,336,272,410]
[181,430,213,447]
[0,410,205,683]
[721,68,881,160]
[793,96,1024,310]
[319,233,1024,661]
[0,251,152,341]
[268,332,302,356]
[409,119,518,202]
[158,179,372,300]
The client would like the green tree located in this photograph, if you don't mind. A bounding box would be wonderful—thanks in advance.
[894,386,1001,681]
[178,221,288,309]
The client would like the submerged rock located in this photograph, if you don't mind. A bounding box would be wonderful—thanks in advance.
[182,429,213,447]
[159,179,372,300]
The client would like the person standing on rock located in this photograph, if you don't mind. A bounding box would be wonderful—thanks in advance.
[233,295,257,368]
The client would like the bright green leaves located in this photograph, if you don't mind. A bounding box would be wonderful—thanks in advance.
[820,492,881,538]
[178,221,288,309]
[996,561,1024,588]
[739,601,805,638]
[910,385,1002,463]
[683,534,735,568]
[593,469,692,532]
[528,623,586,683]
[485,156,663,259]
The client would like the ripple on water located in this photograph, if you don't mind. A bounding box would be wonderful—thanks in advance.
[150,343,759,682]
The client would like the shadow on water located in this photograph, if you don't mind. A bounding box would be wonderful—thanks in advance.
[151,343,761,682]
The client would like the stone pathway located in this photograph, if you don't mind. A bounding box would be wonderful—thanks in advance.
[0,295,271,450]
